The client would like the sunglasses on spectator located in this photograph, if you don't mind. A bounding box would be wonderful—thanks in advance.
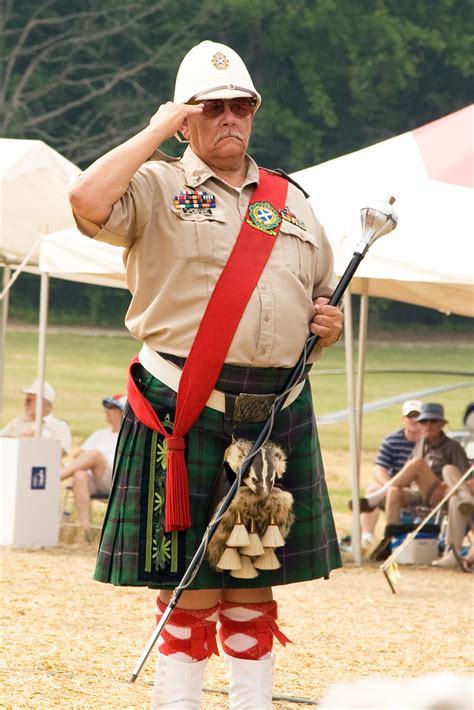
[25,396,36,404]
[197,97,257,119]
[405,412,420,419]
[419,418,442,424]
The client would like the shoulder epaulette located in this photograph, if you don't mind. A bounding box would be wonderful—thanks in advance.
[262,167,310,199]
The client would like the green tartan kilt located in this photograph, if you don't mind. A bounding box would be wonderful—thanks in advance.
[94,360,342,589]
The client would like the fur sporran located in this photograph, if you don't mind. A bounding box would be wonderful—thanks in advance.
[207,439,295,578]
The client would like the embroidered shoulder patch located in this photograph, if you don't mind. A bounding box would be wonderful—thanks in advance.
[247,201,281,236]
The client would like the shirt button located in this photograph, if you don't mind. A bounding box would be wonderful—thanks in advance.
[261,283,267,290]
[260,349,266,355]
[264,314,270,322]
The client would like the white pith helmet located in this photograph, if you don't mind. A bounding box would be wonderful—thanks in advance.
[174,40,261,108]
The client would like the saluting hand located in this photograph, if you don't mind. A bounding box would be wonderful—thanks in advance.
[149,102,203,141]
[309,297,343,347]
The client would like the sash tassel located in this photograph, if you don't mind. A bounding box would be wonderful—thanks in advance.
[165,440,191,531]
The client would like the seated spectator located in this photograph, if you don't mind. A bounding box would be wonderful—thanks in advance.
[359,400,422,547]
[432,466,474,568]
[462,402,474,460]
[349,403,470,555]
[463,402,474,433]
[60,394,126,542]
[0,379,71,456]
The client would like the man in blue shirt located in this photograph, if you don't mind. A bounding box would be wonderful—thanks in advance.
[360,400,422,546]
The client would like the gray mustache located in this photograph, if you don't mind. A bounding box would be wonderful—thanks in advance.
[213,130,244,145]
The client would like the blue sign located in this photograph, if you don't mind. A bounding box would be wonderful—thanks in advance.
[31,466,46,490]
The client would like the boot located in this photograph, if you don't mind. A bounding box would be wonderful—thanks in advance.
[151,653,208,709]
[224,652,275,709]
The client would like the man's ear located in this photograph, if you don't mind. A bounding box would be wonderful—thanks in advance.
[179,118,190,141]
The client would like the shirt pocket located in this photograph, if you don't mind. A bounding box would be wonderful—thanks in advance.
[279,220,319,288]
[169,205,227,263]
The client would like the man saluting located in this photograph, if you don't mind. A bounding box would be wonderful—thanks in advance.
[69,40,343,709]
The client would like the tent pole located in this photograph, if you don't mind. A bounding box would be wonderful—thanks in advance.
[356,280,369,468]
[343,290,362,565]
[35,273,49,437]
[0,264,11,415]
[0,237,43,302]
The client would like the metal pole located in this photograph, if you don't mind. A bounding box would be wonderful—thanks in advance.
[35,273,49,437]
[0,236,43,302]
[355,279,369,469]
[344,291,362,565]
[0,264,11,416]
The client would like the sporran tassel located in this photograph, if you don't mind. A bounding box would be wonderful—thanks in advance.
[217,547,242,571]
[230,555,258,579]
[239,519,265,556]
[225,510,250,547]
[254,547,281,570]
[260,518,286,548]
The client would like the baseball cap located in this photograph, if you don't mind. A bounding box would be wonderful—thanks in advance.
[22,379,56,403]
[102,394,127,411]
[401,400,422,417]
[416,403,446,422]
[174,40,261,108]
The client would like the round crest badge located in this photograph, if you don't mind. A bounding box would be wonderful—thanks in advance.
[247,201,282,235]
[212,51,229,70]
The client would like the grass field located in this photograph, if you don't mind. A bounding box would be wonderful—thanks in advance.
[2,328,473,521]
[3,328,472,444]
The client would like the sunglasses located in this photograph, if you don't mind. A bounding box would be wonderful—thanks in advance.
[419,419,442,424]
[405,412,420,419]
[198,97,257,119]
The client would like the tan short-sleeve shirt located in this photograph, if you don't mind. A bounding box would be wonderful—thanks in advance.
[89,147,337,368]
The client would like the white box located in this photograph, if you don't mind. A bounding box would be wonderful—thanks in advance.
[0,438,60,547]
[392,535,439,565]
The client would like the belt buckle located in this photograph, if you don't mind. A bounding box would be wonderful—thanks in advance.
[232,393,276,423]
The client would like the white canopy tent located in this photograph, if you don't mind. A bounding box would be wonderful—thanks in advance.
[0,138,79,266]
[0,139,80,418]
[292,104,474,561]
[39,229,126,289]
[292,104,474,317]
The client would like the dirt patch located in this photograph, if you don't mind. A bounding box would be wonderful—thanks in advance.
[2,536,473,708]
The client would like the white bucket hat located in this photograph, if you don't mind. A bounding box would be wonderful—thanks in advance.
[174,40,261,108]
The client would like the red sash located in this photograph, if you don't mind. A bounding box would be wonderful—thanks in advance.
[127,168,288,531]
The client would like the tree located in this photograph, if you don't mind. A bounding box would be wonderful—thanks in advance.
[217,0,473,170]
[1,0,217,166]
[2,0,472,328]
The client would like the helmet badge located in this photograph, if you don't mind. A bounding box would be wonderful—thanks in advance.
[212,51,229,70]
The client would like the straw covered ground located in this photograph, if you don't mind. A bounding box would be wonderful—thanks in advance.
[2,524,473,708]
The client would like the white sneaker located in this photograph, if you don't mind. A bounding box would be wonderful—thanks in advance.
[432,550,458,568]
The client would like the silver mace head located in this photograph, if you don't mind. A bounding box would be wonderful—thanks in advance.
[355,195,398,255]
